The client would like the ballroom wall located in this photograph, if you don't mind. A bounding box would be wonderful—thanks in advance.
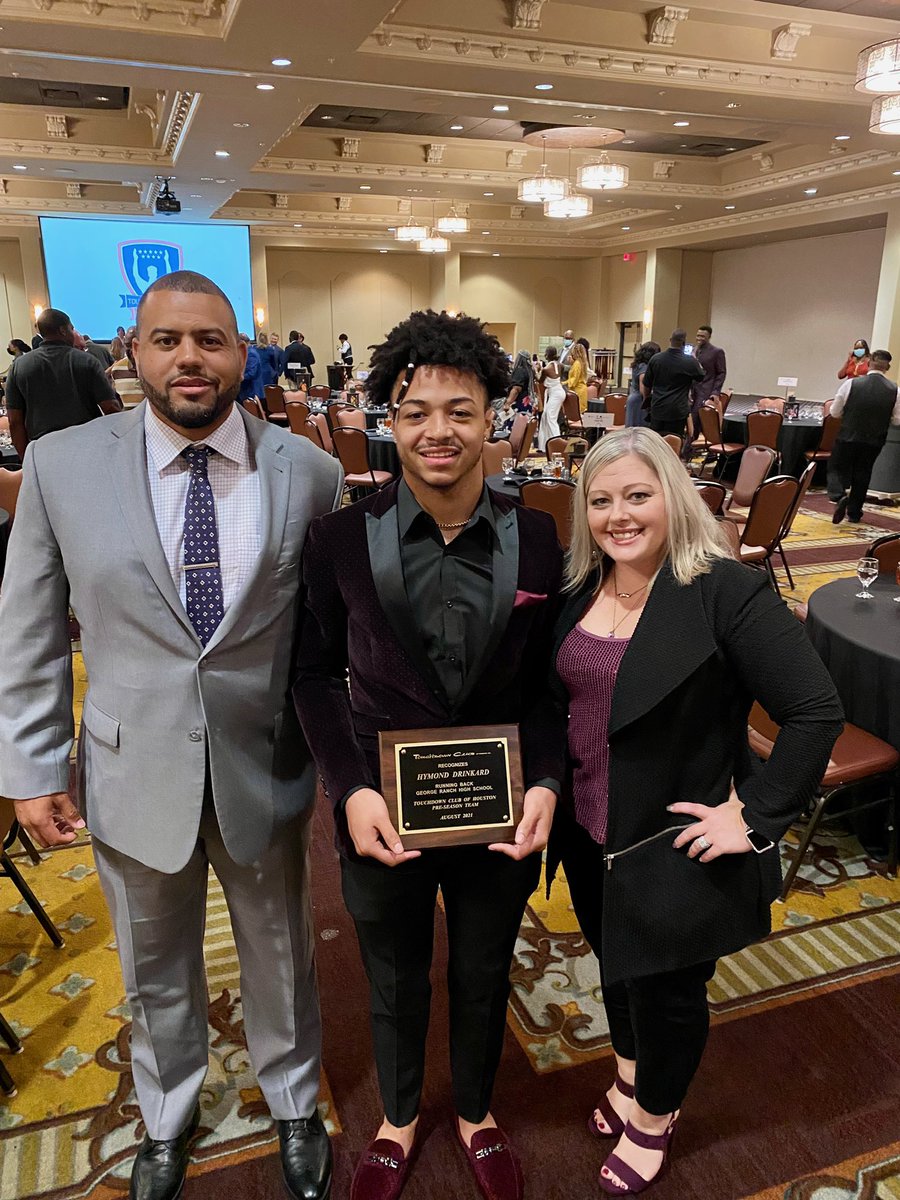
[709,227,885,400]
[0,240,31,351]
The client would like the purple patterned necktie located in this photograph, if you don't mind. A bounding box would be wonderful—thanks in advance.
[182,445,225,646]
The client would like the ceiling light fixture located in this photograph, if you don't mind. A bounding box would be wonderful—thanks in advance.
[492,252,501,256]
[483,191,494,196]
[856,39,900,92]
[493,104,509,112]
[294,223,303,227]
[545,192,592,218]
[436,203,470,234]
[379,249,388,253]
[578,148,629,191]
[271,58,291,67]
[450,124,464,131]
[870,95,900,133]
[215,150,230,158]
[724,204,736,210]
[804,187,818,195]
[621,225,630,230]
[256,83,275,91]
[396,219,428,242]
[834,134,851,141]
[534,82,554,91]
[621,139,636,145]
[321,115,333,120]
[418,233,450,253]
[673,120,690,127]
[12,164,26,170]
[96,95,109,102]
[359,185,371,190]
[482,230,491,235]
[726,102,740,109]
[518,136,568,203]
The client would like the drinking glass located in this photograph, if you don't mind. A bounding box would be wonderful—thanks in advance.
[552,453,565,478]
[894,562,900,603]
[541,462,554,478]
[376,419,385,436]
[501,457,515,478]
[856,556,879,599]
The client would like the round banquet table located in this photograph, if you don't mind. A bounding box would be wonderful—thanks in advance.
[806,576,900,751]
[365,431,400,477]
[722,413,821,478]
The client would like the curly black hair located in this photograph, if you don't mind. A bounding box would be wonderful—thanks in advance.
[365,309,510,410]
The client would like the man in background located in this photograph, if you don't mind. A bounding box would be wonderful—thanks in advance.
[641,329,705,439]
[82,334,115,370]
[686,324,726,453]
[6,307,120,459]
[269,332,285,382]
[283,330,316,390]
[829,348,900,523]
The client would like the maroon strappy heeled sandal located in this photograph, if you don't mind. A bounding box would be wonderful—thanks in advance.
[588,1071,635,1139]
[598,1113,678,1195]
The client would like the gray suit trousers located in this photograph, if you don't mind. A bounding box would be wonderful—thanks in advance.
[92,802,321,1140]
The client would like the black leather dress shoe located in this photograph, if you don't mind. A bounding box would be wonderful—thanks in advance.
[129,1106,200,1200]
[278,1114,333,1200]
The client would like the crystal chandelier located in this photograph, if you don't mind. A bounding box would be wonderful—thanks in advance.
[870,94,900,133]
[436,204,469,234]
[395,220,428,242]
[417,232,450,253]
[517,136,568,203]
[856,39,900,93]
[545,191,593,218]
[578,150,629,191]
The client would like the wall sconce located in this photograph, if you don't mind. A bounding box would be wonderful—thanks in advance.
[255,307,265,326]
[33,304,44,322]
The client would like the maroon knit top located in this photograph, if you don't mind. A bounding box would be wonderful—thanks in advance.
[556,624,630,845]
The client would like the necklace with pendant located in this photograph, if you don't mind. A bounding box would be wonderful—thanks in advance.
[606,570,649,637]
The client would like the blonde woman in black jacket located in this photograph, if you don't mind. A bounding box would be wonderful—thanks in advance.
[547,428,843,1195]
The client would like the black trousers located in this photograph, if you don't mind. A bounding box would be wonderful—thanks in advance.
[556,808,716,1116]
[341,846,541,1126]
[649,416,686,439]
[827,440,883,520]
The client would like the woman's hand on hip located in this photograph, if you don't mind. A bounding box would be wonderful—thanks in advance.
[669,795,751,862]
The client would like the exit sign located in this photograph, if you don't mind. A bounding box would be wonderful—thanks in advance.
[623,252,635,262]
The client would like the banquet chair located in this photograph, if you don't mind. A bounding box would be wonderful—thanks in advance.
[737,475,800,596]
[1,800,65,949]
[697,403,744,479]
[303,419,325,450]
[748,703,899,901]
[241,397,265,420]
[546,436,567,461]
[716,515,741,560]
[309,412,333,455]
[722,446,777,524]
[547,435,588,474]
[604,393,627,430]
[284,399,312,434]
[804,413,841,471]
[516,417,538,464]
[758,397,785,414]
[774,461,817,590]
[693,479,727,515]
[0,469,23,522]
[507,412,528,461]
[308,385,331,401]
[562,391,586,436]
[332,427,393,496]
[718,389,734,413]
[264,384,287,415]
[482,440,508,476]
[745,410,783,469]
[662,433,683,457]
[868,532,900,576]
[334,405,367,431]
[520,479,576,549]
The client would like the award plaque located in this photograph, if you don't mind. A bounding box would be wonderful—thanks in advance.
[378,724,524,850]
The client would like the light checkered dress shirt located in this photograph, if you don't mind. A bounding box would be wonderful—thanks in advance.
[144,402,262,612]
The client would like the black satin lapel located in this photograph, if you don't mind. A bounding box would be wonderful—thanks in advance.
[609,563,717,735]
[365,507,446,698]
[455,506,519,710]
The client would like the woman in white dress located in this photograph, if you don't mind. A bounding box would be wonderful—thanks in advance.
[538,346,566,450]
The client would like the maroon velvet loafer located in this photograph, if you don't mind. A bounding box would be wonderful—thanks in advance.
[456,1124,524,1200]
[350,1137,414,1200]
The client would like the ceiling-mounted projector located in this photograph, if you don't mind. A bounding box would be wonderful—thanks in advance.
[155,178,181,215]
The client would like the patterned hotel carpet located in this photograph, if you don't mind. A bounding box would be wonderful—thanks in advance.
[1,489,898,1199]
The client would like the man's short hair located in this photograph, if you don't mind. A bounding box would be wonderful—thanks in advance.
[289,330,299,341]
[698,324,712,335]
[135,270,238,335]
[37,308,72,338]
[365,309,511,410]
[670,329,687,346]
[871,349,892,367]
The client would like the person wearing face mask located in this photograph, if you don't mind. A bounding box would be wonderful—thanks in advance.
[838,339,870,380]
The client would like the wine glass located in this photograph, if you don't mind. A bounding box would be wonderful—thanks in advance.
[501,457,515,479]
[856,556,879,599]
[376,419,385,436]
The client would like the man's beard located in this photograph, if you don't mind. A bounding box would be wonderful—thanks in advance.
[139,373,241,429]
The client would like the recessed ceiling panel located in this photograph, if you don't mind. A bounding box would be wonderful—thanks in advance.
[0,78,129,110]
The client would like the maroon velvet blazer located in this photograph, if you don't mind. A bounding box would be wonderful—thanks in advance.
[293,480,564,856]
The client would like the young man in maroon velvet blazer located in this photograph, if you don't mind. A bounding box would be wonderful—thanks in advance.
[294,310,564,1200]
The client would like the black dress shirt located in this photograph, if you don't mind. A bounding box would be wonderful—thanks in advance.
[643,347,704,421]
[397,479,495,706]
[5,341,117,441]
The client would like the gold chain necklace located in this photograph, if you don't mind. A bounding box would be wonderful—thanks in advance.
[606,570,649,638]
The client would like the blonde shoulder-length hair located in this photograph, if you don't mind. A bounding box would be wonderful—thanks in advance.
[566,427,732,590]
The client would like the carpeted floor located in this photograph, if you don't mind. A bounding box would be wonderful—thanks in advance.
[1,489,898,1200]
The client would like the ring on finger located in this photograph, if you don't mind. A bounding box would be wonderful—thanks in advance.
[695,834,712,852]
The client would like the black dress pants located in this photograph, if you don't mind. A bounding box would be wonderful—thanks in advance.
[827,440,883,521]
[556,808,716,1116]
[649,416,687,439]
[341,845,541,1126]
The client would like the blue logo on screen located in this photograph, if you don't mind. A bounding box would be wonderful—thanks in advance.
[117,241,183,309]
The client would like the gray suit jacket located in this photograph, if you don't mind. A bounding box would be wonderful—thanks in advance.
[0,401,343,873]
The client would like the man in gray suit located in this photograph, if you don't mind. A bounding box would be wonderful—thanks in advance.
[0,271,342,1200]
